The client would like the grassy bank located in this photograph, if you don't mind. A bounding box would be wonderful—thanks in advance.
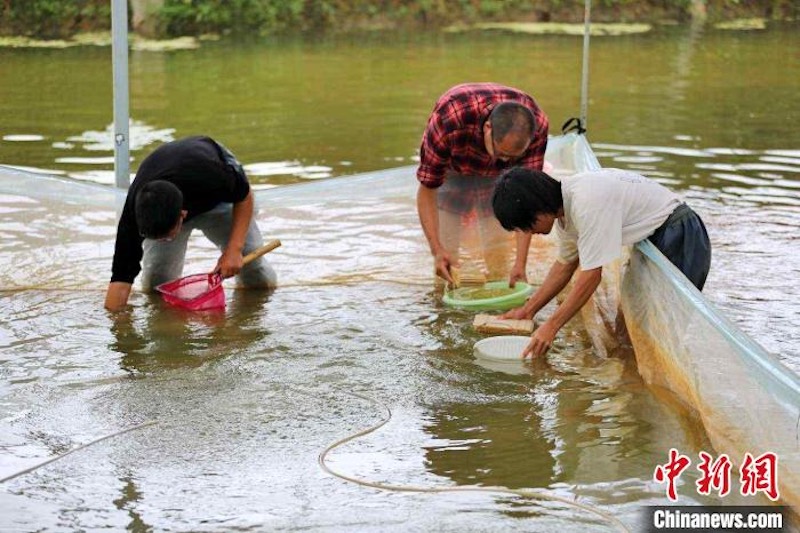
[0,0,797,40]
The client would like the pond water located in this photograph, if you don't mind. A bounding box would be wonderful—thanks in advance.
[0,22,798,531]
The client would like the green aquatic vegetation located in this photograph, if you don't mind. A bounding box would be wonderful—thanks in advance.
[0,36,75,48]
[714,18,767,30]
[445,21,653,36]
[131,36,201,51]
[0,32,203,50]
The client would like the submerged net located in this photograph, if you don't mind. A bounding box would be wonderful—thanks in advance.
[442,132,800,508]
[435,132,603,283]
[621,241,800,509]
[547,134,800,508]
[2,133,796,509]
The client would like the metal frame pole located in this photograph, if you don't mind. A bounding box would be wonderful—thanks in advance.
[112,0,130,189]
[580,0,592,131]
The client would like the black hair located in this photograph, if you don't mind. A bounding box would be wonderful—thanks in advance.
[489,102,535,149]
[135,180,183,239]
[492,167,563,232]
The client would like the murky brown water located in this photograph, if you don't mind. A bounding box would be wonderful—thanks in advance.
[0,22,798,532]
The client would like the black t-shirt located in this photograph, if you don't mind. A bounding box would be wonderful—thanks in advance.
[110,136,251,284]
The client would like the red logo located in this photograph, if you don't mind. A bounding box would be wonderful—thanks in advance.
[696,451,732,497]
[740,452,779,501]
[654,450,779,501]
[654,448,692,501]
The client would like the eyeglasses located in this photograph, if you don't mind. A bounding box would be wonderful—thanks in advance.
[490,137,528,162]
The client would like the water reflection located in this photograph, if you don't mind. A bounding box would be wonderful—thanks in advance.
[65,121,175,153]
[422,344,713,494]
[423,400,556,488]
[111,289,274,373]
[112,475,151,533]
[1,25,797,182]
[2,135,45,142]
[593,143,800,205]
[245,160,334,182]
[591,142,800,370]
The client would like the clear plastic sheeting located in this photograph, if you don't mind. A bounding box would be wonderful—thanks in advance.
[2,132,799,529]
[0,164,122,208]
[544,134,624,359]
[544,132,602,178]
[436,132,603,283]
[621,240,800,509]
[579,253,628,359]
[254,165,417,209]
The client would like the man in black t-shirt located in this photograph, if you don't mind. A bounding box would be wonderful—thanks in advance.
[104,136,276,311]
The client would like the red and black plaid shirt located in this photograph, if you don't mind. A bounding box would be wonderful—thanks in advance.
[417,83,549,188]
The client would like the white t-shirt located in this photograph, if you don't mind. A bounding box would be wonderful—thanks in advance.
[554,168,681,270]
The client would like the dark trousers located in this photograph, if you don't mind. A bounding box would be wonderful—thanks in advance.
[647,203,711,291]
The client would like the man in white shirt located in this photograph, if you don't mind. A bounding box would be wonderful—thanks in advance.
[492,167,711,358]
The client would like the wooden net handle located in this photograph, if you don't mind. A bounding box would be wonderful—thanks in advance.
[243,239,282,265]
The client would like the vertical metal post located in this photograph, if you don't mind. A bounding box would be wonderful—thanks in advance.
[112,0,130,189]
[580,0,592,131]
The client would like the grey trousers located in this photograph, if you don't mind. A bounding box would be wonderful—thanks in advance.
[648,203,711,291]
[140,203,277,292]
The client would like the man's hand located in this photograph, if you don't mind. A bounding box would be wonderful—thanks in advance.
[435,250,457,285]
[215,248,244,279]
[511,232,532,288]
[105,282,133,312]
[500,304,533,321]
[522,322,558,359]
[218,190,254,278]
[417,184,454,285]
[508,263,527,288]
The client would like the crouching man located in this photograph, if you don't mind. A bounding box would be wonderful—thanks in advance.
[105,136,276,312]
[492,167,711,358]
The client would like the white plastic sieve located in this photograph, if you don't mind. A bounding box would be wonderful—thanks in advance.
[473,335,530,361]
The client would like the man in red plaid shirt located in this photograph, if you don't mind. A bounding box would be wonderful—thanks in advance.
[416,83,549,286]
